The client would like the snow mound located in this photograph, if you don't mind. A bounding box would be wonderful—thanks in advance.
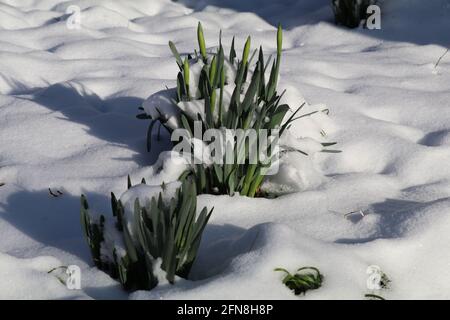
[1,0,450,299]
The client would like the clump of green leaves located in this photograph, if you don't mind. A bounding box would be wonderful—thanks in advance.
[81,177,213,290]
[178,24,290,197]
[142,23,334,197]
[275,266,323,295]
[331,0,377,28]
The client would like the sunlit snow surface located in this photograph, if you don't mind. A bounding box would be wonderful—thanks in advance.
[0,0,450,299]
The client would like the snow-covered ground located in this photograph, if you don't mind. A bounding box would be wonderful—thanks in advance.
[1,0,450,299]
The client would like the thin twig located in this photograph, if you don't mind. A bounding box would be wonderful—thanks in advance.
[434,48,449,70]
[47,265,68,274]
[49,188,63,197]
[344,209,367,219]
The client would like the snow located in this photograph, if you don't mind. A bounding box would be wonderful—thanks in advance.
[1,0,450,299]
[119,181,181,244]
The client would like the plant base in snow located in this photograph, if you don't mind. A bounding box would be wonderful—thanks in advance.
[275,266,323,295]
[80,177,212,290]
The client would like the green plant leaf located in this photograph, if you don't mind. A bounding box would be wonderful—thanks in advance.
[169,41,183,69]
[197,22,207,62]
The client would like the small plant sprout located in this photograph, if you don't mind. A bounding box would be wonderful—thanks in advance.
[240,36,251,72]
[183,57,190,99]
[169,40,183,68]
[275,266,323,295]
[197,22,207,62]
[266,24,282,101]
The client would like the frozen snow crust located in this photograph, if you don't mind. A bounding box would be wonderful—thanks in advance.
[1,0,450,299]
